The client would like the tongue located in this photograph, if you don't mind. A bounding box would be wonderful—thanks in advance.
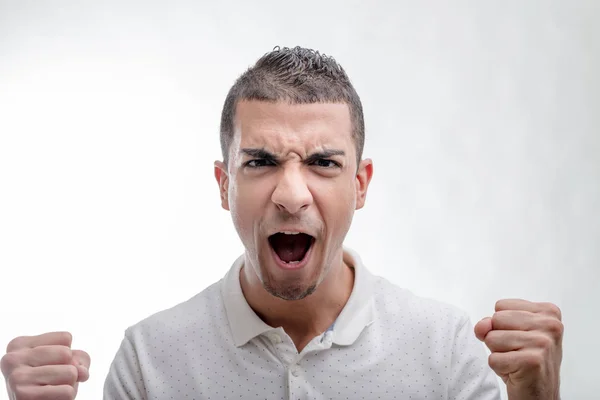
[270,233,312,263]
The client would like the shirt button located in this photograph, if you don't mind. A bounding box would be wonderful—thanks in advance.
[290,365,301,377]
[268,333,282,344]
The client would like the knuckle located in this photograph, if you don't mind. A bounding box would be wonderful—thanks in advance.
[6,336,26,353]
[9,366,29,386]
[60,331,74,346]
[535,334,553,350]
[6,366,28,392]
[541,302,562,319]
[483,335,493,348]
[64,384,77,399]
[490,310,512,328]
[491,311,502,326]
[66,364,79,384]
[55,345,73,364]
[483,331,497,347]
[524,351,544,370]
[487,352,500,368]
[549,303,562,320]
[494,299,504,311]
[546,318,564,338]
[1,351,20,376]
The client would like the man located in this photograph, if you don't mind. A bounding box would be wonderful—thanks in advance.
[2,46,563,399]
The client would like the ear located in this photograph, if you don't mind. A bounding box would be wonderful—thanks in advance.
[355,158,373,210]
[214,160,230,211]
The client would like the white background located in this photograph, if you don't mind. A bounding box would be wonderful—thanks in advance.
[1,1,598,399]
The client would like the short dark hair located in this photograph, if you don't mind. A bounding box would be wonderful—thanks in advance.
[219,46,364,167]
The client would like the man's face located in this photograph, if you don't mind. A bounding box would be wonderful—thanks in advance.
[215,100,372,300]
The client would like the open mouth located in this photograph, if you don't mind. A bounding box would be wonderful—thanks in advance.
[268,232,315,265]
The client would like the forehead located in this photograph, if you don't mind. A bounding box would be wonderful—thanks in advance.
[233,100,353,153]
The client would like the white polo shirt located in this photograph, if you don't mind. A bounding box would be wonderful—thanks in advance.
[103,248,501,399]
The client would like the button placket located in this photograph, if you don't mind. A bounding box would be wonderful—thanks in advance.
[290,364,301,377]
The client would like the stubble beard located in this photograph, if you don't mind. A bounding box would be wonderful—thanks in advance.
[259,256,325,301]
[263,280,317,301]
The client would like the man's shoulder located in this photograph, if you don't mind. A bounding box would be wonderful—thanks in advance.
[124,279,225,342]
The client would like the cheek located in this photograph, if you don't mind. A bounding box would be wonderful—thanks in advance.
[312,178,356,229]
[334,194,356,232]
[229,179,270,236]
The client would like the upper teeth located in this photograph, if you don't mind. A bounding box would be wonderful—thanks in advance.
[281,231,300,235]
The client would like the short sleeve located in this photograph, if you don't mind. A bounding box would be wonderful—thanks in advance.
[103,331,148,400]
[448,314,502,400]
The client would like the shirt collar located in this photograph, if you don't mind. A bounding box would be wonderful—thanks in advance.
[220,247,376,347]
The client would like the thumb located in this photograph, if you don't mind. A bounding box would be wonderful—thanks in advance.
[474,317,493,342]
[71,349,91,383]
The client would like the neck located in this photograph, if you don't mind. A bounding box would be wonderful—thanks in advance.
[240,250,355,352]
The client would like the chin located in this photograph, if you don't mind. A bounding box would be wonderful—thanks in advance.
[263,280,317,301]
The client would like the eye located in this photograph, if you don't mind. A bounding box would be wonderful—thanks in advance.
[245,159,275,168]
[311,159,340,168]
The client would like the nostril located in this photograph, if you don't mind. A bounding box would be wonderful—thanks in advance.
[271,188,313,214]
[273,201,310,215]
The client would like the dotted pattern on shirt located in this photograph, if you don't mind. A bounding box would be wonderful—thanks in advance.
[104,278,500,399]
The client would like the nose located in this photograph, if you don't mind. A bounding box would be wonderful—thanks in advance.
[271,167,313,215]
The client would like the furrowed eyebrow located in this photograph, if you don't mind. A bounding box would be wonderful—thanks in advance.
[305,149,346,162]
[239,148,345,162]
[240,148,278,161]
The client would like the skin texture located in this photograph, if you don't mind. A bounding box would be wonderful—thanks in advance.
[214,100,373,351]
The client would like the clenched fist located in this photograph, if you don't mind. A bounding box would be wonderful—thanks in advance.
[475,299,563,400]
[1,331,90,400]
